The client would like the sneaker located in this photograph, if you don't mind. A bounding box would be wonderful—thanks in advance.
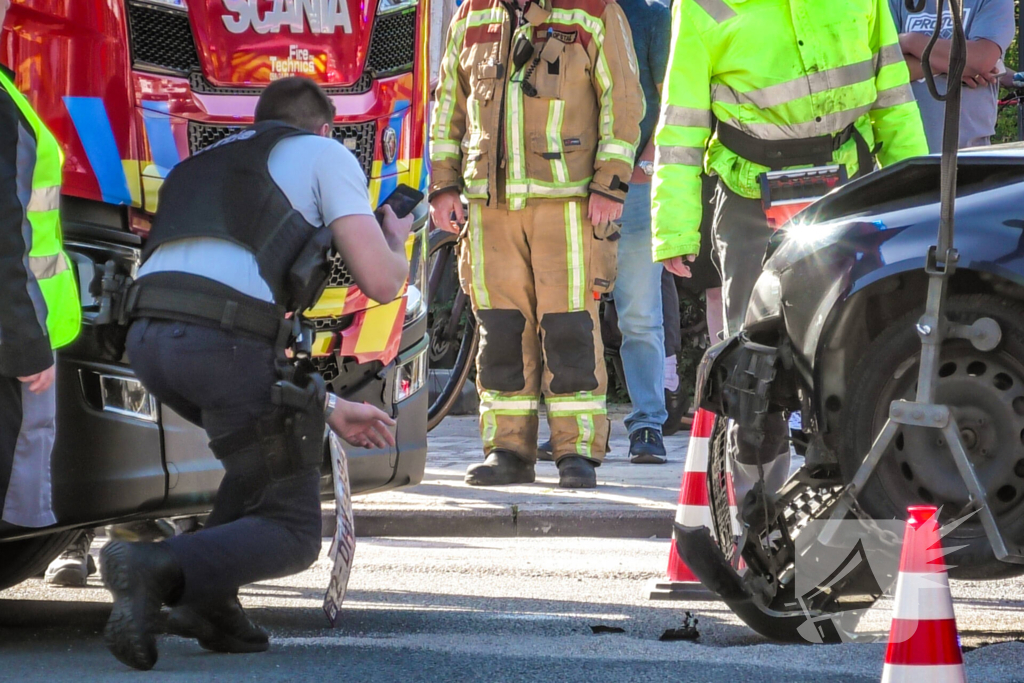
[629,427,667,464]
[44,530,97,587]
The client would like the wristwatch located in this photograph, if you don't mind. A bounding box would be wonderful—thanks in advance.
[324,392,338,420]
[638,160,655,176]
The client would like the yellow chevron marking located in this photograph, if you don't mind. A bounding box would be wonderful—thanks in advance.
[354,298,402,354]
[306,287,350,318]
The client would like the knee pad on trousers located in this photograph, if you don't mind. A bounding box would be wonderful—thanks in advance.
[476,309,527,392]
[541,311,598,395]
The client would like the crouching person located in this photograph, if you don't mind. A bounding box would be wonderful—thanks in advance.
[100,77,411,671]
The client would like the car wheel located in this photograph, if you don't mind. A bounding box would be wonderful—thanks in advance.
[840,294,1024,580]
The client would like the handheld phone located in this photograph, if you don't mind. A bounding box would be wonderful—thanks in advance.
[377,184,424,223]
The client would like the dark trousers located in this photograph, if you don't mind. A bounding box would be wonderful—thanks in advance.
[710,183,789,468]
[126,319,322,605]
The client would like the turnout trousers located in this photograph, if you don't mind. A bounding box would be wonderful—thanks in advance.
[459,199,613,463]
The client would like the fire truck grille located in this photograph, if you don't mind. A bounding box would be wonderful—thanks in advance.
[366,10,417,76]
[126,1,200,74]
[326,253,356,289]
[186,121,378,180]
[189,71,374,96]
[310,355,341,383]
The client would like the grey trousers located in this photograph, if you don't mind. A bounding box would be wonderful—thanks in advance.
[0,369,57,528]
[710,181,789,475]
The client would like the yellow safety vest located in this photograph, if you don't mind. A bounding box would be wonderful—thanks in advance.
[651,0,929,261]
[0,70,81,350]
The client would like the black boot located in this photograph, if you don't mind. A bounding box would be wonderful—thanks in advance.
[556,455,597,489]
[465,449,535,486]
[100,541,183,671]
[166,597,270,653]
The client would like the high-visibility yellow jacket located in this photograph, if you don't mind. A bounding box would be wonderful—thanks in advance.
[430,0,645,209]
[651,0,929,261]
[0,68,80,378]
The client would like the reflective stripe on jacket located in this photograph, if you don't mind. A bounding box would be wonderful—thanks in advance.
[651,0,929,262]
[430,0,645,208]
[0,69,81,378]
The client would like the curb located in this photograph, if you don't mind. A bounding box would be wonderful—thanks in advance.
[322,507,674,539]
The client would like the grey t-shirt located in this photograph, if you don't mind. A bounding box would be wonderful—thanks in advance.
[139,134,374,302]
[888,0,1015,152]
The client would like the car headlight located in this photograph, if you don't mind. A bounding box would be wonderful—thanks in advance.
[404,227,427,324]
[378,0,418,15]
[743,270,782,327]
[394,346,427,403]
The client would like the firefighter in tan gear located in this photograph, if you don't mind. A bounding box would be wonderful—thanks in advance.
[429,0,644,489]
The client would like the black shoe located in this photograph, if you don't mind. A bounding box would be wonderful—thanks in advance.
[537,440,554,462]
[662,388,691,437]
[556,455,597,489]
[100,541,183,671]
[629,427,667,464]
[167,598,270,654]
[465,450,535,486]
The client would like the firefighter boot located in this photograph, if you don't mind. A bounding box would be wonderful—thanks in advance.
[100,541,184,671]
[465,449,536,486]
[556,456,598,489]
[167,597,270,653]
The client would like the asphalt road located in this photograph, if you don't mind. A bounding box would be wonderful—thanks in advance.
[2,537,1023,682]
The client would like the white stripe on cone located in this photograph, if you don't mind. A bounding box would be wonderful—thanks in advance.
[674,409,713,531]
[881,664,966,683]
[891,572,956,621]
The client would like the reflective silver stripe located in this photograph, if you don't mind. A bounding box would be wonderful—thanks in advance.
[875,43,905,72]
[431,140,460,158]
[692,0,735,23]
[28,253,69,280]
[506,181,591,197]
[480,398,540,413]
[662,105,711,128]
[722,103,872,140]
[547,400,606,415]
[656,146,704,166]
[27,185,60,213]
[713,58,875,110]
[873,83,916,110]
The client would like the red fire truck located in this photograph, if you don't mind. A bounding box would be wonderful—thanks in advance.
[0,0,431,588]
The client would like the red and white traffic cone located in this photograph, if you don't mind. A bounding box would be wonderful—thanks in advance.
[649,409,717,600]
[881,506,966,683]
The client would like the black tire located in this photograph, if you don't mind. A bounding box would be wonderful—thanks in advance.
[0,530,79,591]
[840,294,1024,580]
[706,416,875,643]
[426,229,479,432]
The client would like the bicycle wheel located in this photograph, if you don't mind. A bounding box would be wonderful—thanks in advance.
[427,229,479,431]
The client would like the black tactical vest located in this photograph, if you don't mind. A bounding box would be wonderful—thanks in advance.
[143,121,322,309]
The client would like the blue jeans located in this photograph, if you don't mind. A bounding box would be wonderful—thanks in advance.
[615,181,667,433]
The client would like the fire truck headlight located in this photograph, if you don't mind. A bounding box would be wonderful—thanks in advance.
[378,0,419,15]
[404,226,427,325]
